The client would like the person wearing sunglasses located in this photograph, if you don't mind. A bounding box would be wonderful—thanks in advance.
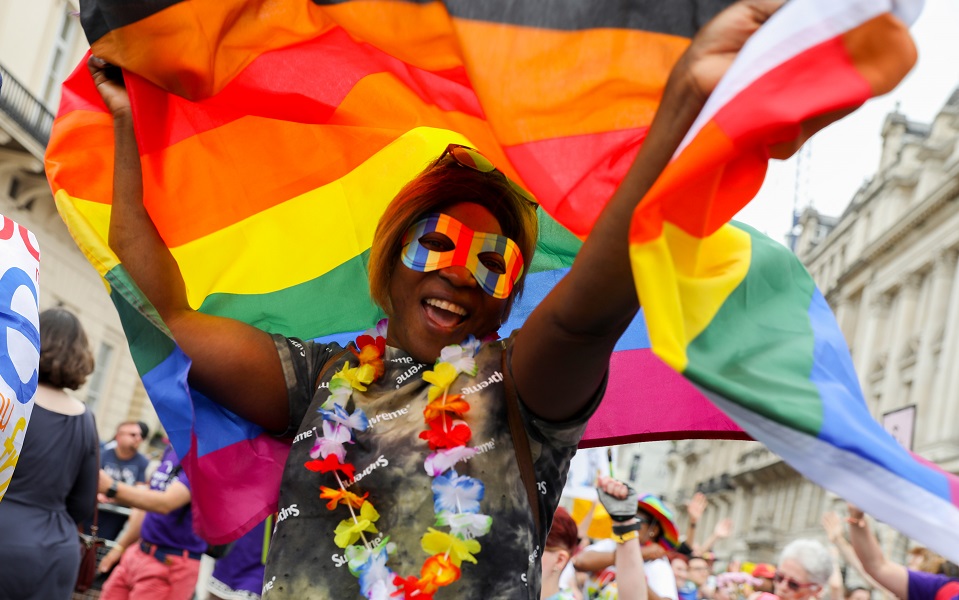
[773,540,833,600]
[86,1,781,598]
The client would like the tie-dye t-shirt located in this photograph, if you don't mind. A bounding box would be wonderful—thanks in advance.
[262,334,603,599]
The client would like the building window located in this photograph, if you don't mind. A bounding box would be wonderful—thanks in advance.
[42,6,80,108]
[86,342,115,411]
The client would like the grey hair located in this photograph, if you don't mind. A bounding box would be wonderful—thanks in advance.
[779,539,833,587]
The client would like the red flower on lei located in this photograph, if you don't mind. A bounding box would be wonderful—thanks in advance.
[418,416,472,450]
[304,455,356,479]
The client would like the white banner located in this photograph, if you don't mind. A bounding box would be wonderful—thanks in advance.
[0,214,41,501]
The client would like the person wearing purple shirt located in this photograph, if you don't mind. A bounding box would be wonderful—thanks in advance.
[208,518,269,600]
[909,571,959,600]
[847,503,957,600]
[96,444,205,600]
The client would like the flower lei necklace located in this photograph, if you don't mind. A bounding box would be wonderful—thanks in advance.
[302,319,492,599]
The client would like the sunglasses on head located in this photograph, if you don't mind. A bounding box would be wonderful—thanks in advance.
[433,144,538,208]
[774,572,819,592]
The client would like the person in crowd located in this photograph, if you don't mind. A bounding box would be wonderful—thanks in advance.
[752,564,776,594]
[716,570,761,600]
[575,485,677,600]
[675,553,699,600]
[691,555,717,599]
[684,492,734,557]
[97,420,151,539]
[773,539,833,600]
[821,512,889,596]
[96,444,205,600]
[846,504,958,600]
[208,518,269,600]
[0,307,99,599]
[102,420,151,451]
[907,548,946,575]
[542,507,584,600]
[87,0,781,596]
[574,476,650,600]
[844,586,872,600]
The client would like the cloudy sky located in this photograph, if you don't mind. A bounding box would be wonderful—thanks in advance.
[735,0,959,244]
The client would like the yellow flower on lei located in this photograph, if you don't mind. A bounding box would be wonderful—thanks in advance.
[335,363,375,392]
[420,528,481,566]
[333,501,380,548]
[423,362,458,401]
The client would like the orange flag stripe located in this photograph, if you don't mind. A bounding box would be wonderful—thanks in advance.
[137,75,502,247]
[841,14,917,96]
[451,20,689,146]
[46,109,116,203]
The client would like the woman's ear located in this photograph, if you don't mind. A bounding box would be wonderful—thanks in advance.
[556,549,571,572]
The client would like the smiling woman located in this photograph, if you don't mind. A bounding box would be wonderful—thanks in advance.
[87,2,783,598]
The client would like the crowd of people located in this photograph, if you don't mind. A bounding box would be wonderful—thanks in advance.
[541,478,958,600]
[0,313,956,600]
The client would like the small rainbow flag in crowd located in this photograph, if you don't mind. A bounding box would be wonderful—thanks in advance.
[45,0,958,560]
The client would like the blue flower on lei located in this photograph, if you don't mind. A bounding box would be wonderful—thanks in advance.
[319,403,369,433]
[353,543,396,598]
[432,472,484,514]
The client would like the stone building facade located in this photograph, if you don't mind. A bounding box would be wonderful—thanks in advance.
[666,88,959,565]
[0,0,158,441]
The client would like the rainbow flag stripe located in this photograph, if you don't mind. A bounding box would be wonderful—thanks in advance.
[628,0,959,560]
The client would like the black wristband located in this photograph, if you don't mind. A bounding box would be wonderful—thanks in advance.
[612,521,644,536]
[106,480,119,499]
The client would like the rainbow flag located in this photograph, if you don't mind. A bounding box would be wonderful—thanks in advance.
[44,0,954,559]
[628,0,959,560]
[47,0,747,542]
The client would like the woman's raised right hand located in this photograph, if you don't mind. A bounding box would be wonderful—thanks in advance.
[87,55,131,118]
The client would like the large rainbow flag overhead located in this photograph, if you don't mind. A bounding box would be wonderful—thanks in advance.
[44,0,958,559]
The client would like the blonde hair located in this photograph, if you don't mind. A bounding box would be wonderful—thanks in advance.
[368,155,538,315]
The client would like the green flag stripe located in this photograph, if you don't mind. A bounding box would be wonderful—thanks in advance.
[197,210,583,338]
[105,265,177,376]
[684,223,823,436]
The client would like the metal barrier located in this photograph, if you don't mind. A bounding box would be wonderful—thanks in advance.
[0,63,54,147]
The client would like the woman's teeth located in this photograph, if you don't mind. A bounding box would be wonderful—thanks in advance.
[425,298,467,316]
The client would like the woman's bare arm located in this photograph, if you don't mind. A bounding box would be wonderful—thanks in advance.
[846,505,908,600]
[90,58,290,432]
[513,1,783,421]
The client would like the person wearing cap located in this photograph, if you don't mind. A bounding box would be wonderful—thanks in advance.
[752,564,777,594]
[573,481,679,600]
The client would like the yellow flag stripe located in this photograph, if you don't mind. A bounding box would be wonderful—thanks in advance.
[631,222,751,371]
[57,127,474,307]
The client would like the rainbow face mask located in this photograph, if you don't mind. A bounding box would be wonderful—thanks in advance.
[401,213,525,299]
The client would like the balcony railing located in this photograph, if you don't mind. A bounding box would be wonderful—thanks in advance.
[0,63,54,148]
